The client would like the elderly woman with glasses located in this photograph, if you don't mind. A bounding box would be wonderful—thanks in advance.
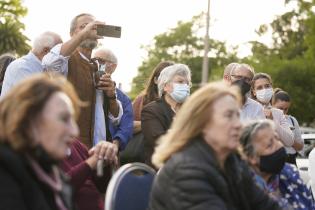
[141,63,191,167]
[240,120,314,210]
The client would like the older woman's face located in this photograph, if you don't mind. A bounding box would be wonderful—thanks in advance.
[33,92,79,160]
[252,126,282,157]
[202,95,242,153]
[164,75,190,95]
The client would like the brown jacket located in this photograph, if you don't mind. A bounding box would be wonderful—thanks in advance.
[67,51,98,148]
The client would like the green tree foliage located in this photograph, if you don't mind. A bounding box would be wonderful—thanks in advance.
[130,14,238,99]
[246,0,315,124]
[0,0,30,55]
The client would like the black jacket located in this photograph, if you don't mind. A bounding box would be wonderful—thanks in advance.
[0,144,74,210]
[141,96,175,167]
[148,138,283,210]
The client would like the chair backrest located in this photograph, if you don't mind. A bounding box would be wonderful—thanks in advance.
[105,162,156,210]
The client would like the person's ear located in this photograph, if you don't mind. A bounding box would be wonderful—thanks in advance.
[43,47,51,55]
[29,121,40,146]
[111,63,117,73]
[164,83,172,94]
[252,89,256,97]
[223,74,230,81]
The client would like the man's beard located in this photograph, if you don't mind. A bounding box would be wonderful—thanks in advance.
[80,39,98,49]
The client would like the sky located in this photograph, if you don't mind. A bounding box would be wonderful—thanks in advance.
[22,0,290,92]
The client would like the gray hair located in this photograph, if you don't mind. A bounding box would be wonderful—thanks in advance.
[231,63,255,79]
[240,119,275,157]
[157,63,191,97]
[93,48,118,64]
[223,62,239,77]
[32,31,61,54]
[70,13,94,35]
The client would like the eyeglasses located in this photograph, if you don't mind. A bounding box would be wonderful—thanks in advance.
[230,74,252,83]
[91,57,113,65]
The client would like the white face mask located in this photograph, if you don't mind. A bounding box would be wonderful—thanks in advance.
[256,88,273,104]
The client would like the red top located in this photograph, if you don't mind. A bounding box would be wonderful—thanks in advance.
[60,140,110,210]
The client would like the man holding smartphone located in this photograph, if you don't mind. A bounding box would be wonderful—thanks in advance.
[43,13,123,159]
[92,48,133,152]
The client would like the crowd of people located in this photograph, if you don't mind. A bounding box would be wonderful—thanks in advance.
[0,12,314,210]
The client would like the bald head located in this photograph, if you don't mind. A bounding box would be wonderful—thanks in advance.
[32,31,62,60]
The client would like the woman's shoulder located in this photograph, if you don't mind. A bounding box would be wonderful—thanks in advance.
[0,144,24,170]
[0,144,31,192]
[271,107,285,116]
[142,98,165,114]
[164,139,221,174]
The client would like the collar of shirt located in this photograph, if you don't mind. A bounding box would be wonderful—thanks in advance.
[78,51,91,62]
[28,51,42,65]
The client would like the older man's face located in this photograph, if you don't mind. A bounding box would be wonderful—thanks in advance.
[74,15,98,50]
[73,15,95,35]
[229,67,253,85]
[93,51,117,74]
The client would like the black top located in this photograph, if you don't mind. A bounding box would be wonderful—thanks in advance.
[141,96,175,167]
[0,144,74,210]
[148,137,283,210]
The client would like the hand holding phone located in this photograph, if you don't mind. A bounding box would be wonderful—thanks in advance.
[97,25,121,38]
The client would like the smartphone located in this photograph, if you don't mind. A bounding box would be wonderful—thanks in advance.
[97,25,121,38]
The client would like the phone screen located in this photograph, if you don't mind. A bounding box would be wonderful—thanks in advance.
[97,25,121,38]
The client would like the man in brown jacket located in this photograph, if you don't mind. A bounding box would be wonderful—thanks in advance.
[43,13,122,165]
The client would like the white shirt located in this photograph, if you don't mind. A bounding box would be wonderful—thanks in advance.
[240,97,266,123]
[285,115,304,154]
[308,148,315,195]
[1,52,43,96]
[270,107,294,147]
[43,44,123,145]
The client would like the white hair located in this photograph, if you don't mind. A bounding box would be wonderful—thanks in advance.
[157,63,191,97]
[223,62,239,76]
[93,48,118,64]
[32,31,61,54]
[231,63,255,78]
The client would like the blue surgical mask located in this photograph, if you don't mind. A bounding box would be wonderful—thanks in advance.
[170,83,190,103]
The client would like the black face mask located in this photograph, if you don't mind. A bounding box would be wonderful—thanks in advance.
[259,147,286,174]
[232,79,251,97]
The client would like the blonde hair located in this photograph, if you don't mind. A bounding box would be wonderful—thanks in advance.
[152,81,241,168]
[0,72,82,152]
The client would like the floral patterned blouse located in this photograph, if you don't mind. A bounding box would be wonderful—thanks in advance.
[254,164,315,210]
